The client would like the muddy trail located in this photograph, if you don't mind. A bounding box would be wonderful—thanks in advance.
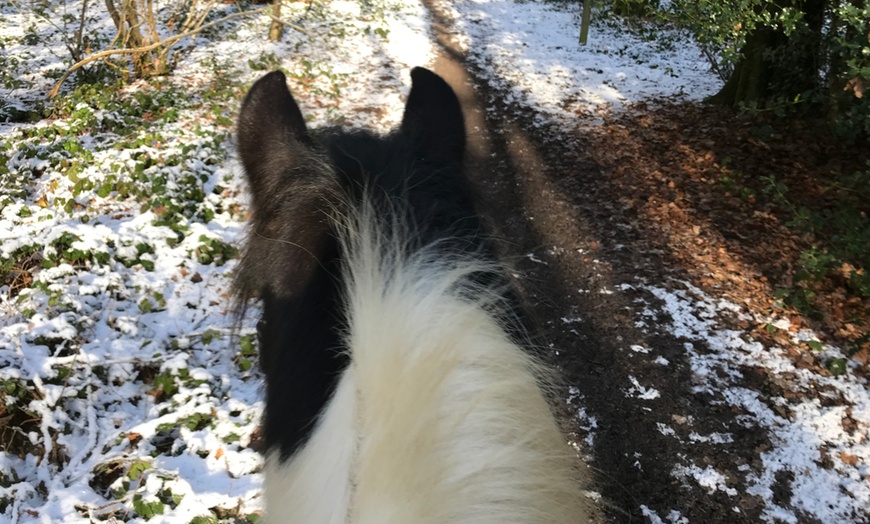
[424,3,869,523]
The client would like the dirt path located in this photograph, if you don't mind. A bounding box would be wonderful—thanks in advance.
[423,15,698,522]
[420,4,858,523]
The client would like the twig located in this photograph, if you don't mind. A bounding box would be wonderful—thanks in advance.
[74,0,90,62]
[49,7,270,97]
[146,0,160,46]
[189,0,220,34]
[267,12,309,36]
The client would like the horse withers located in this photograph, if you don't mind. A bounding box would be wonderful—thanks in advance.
[234,67,591,523]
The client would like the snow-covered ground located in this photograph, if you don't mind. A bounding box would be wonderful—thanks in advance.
[1,0,867,522]
[448,0,721,124]
[1,1,432,522]
[626,280,870,523]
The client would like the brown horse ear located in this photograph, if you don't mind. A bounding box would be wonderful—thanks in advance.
[400,67,466,167]
[237,70,312,210]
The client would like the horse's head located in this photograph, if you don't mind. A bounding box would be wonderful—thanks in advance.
[235,67,469,302]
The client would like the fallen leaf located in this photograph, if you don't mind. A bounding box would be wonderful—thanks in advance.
[840,451,859,466]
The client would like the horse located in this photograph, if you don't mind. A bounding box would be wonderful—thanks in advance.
[234,67,590,523]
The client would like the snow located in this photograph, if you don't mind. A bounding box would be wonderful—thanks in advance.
[673,464,738,496]
[627,375,661,400]
[626,281,870,522]
[447,0,721,125]
[2,0,867,522]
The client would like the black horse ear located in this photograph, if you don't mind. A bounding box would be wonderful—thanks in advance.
[236,71,339,300]
[400,67,466,167]
[237,70,312,209]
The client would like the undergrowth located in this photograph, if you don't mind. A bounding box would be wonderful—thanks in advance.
[713,148,869,357]
[1,0,417,521]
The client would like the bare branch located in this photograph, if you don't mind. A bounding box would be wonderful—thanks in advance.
[266,12,308,36]
[73,0,90,62]
[104,0,122,28]
[49,7,271,97]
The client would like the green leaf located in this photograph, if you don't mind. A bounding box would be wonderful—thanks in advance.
[169,490,184,507]
[152,291,165,306]
[180,413,207,431]
[153,372,178,397]
[72,178,87,196]
[128,459,150,480]
[55,366,71,380]
[97,183,113,198]
[138,298,153,313]
[239,334,255,356]
[133,495,165,518]
[826,358,847,376]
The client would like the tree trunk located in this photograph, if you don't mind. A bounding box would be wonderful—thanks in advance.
[578,2,592,45]
[269,1,283,42]
[708,27,779,106]
[104,0,166,77]
[709,0,826,107]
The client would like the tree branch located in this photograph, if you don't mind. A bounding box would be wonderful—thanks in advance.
[49,6,288,97]
[266,12,308,36]
[73,0,90,62]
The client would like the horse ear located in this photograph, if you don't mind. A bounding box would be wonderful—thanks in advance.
[236,71,339,300]
[237,70,311,208]
[400,67,466,167]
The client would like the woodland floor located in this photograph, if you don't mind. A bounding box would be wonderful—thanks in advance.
[427,3,870,522]
[486,101,868,523]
